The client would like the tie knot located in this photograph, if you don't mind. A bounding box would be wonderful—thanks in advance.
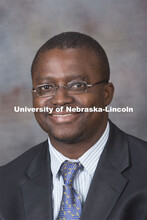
[60,161,82,185]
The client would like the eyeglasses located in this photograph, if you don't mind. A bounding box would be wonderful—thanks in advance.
[32,80,108,97]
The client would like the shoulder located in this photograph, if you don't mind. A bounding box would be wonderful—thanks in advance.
[126,133,147,165]
[0,140,48,177]
[110,120,147,160]
[127,133,147,148]
[110,120,147,147]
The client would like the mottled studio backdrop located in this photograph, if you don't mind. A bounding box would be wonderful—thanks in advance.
[0,0,147,165]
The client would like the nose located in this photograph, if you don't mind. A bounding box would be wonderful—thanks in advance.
[50,86,74,106]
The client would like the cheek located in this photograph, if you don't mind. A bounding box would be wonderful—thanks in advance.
[33,97,50,108]
[33,98,49,124]
[76,91,105,108]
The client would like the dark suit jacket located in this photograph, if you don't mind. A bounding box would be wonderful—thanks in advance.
[0,121,147,220]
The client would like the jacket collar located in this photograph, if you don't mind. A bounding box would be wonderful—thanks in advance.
[80,121,130,220]
[22,141,53,220]
[104,120,129,172]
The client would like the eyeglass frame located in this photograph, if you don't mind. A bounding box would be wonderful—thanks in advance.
[32,79,108,97]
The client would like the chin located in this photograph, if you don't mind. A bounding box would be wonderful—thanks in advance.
[48,129,84,144]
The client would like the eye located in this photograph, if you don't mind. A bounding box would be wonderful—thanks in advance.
[75,83,83,88]
[41,84,54,91]
[70,82,86,90]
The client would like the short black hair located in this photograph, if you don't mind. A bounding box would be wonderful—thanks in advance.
[31,32,110,80]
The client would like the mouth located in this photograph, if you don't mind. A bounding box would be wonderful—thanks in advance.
[52,113,73,117]
[48,112,81,123]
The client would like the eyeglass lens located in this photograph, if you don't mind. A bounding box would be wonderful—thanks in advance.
[37,81,87,97]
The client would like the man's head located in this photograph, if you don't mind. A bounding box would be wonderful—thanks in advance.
[31,32,114,148]
[31,32,110,81]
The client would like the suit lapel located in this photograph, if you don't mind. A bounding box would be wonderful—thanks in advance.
[81,121,130,220]
[21,141,53,220]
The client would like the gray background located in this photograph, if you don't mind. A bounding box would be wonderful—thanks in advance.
[0,0,147,165]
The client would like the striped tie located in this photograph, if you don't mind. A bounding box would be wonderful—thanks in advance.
[57,160,82,220]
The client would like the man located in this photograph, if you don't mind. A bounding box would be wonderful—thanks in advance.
[0,32,147,220]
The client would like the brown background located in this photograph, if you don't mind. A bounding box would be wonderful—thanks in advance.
[0,0,147,165]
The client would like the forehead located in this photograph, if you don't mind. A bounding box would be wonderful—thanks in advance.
[32,48,103,82]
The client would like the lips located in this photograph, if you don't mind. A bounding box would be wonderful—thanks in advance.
[52,113,73,117]
[48,111,81,123]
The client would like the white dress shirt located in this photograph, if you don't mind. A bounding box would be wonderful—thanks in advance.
[48,122,110,220]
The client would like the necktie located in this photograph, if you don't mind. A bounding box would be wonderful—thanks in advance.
[57,160,83,220]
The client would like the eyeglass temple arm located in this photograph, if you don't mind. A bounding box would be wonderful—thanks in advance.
[87,80,108,87]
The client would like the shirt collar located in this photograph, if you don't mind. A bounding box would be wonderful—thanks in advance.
[48,139,79,178]
[78,122,110,176]
[48,121,110,178]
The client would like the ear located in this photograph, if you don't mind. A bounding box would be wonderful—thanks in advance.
[103,82,114,106]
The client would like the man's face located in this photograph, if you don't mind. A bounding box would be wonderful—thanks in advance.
[32,48,113,144]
